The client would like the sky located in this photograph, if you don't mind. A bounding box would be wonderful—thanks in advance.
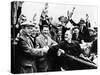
[21,2,98,27]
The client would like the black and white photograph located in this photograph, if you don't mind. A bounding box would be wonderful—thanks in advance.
[11,1,98,74]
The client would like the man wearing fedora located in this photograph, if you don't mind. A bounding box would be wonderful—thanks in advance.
[67,9,91,43]
[69,18,90,43]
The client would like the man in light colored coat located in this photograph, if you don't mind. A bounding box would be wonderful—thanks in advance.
[36,25,57,72]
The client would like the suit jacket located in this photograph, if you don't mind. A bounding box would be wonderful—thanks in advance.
[47,40,82,71]
[79,26,90,42]
[16,30,44,65]
[72,33,81,43]
[36,34,57,48]
[70,19,90,42]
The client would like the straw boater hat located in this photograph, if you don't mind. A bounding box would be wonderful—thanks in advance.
[20,13,38,27]
[21,20,36,27]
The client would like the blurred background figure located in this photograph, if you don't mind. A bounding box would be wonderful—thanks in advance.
[72,26,81,43]
[56,30,62,43]
[86,14,91,28]
[39,3,50,29]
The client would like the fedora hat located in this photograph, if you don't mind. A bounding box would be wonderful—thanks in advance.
[79,18,85,24]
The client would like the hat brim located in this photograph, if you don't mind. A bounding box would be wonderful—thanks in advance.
[79,22,85,24]
[21,24,35,27]
[88,29,95,32]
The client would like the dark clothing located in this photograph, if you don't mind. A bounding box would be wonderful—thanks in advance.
[56,35,62,44]
[16,6,22,24]
[79,26,90,42]
[15,30,44,73]
[40,15,50,25]
[70,19,80,27]
[70,19,90,42]
[50,25,58,41]
[72,33,81,43]
[91,39,97,55]
[16,36,37,73]
[87,35,95,42]
[57,41,82,56]
[58,21,70,41]
[47,40,82,71]
[39,14,50,31]
[62,26,70,41]
[86,21,91,28]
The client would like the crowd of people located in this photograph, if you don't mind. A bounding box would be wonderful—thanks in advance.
[11,2,97,74]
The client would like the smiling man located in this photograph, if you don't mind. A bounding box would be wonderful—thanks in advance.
[47,29,82,71]
[35,25,57,72]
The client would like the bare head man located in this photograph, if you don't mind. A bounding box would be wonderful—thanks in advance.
[64,30,72,42]
[41,25,50,37]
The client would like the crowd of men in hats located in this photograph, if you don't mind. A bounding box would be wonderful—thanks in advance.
[11,3,97,73]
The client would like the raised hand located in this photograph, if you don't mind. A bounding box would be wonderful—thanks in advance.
[33,13,37,21]
[86,13,89,18]
[72,7,75,13]
[67,7,76,20]
[70,7,75,18]
[45,3,49,9]
[86,13,89,21]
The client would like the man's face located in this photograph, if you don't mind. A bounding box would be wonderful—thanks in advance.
[25,26,34,35]
[64,31,72,41]
[60,17,65,22]
[42,27,49,36]
[31,27,36,37]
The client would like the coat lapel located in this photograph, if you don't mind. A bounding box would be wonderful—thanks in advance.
[20,30,34,48]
